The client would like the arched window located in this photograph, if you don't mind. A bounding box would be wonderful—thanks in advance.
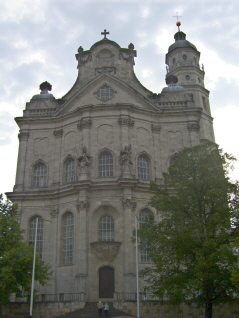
[62,212,74,265]
[169,154,179,166]
[137,155,150,180]
[99,216,114,241]
[32,162,47,187]
[64,158,76,183]
[29,216,44,260]
[139,209,152,262]
[99,152,113,177]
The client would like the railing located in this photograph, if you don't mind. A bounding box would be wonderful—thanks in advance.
[114,292,162,301]
[11,293,86,303]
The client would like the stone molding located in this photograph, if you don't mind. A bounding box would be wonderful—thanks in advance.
[50,209,59,218]
[77,200,90,212]
[18,131,29,141]
[118,116,134,128]
[188,122,200,131]
[122,199,137,211]
[77,118,92,131]
[90,241,121,263]
[54,129,63,138]
[151,124,161,134]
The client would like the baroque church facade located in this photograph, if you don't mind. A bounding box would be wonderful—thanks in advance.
[7,26,215,301]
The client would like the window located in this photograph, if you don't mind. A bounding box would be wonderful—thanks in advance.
[62,212,74,265]
[137,155,150,180]
[29,216,44,260]
[185,75,190,81]
[169,154,179,166]
[33,163,47,187]
[173,58,176,65]
[96,85,114,101]
[99,152,113,177]
[183,54,187,61]
[65,158,76,183]
[139,210,151,262]
[99,216,114,241]
[202,96,207,110]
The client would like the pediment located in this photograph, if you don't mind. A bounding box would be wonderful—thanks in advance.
[56,73,159,115]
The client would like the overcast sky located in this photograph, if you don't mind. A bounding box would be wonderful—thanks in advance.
[1,0,239,194]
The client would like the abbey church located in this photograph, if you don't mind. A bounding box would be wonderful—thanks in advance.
[7,25,215,301]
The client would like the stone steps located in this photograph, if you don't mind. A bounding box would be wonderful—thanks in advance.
[54,301,134,318]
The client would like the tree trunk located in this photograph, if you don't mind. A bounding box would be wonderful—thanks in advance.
[205,301,212,318]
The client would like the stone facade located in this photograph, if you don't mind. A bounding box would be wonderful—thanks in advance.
[7,29,215,301]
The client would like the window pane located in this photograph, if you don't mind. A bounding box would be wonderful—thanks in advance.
[63,213,74,264]
[97,85,114,101]
[99,153,113,177]
[99,216,114,241]
[29,217,44,260]
[65,159,76,183]
[139,210,151,261]
[138,156,150,180]
[33,163,47,187]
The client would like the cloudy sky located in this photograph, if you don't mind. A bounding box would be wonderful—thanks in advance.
[0,0,239,195]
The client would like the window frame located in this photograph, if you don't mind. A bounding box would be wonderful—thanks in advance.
[64,156,76,183]
[99,215,114,242]
[29,216,44,260]
[98,151,114,177]
[32,161,47,188]
[62,212,74,265]
[137,154,150,180]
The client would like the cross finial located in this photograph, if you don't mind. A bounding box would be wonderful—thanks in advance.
[101,29,109,39]
[173,12,182,31]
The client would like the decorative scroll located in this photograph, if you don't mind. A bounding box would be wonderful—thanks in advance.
[151,124,161,134]
[77,200,90,212]
[77,118,92,131]
[188,122,200,131]
[118,116,134,128]
[54,129,63,138]
[18,132,29,141]
[122,199,137,211]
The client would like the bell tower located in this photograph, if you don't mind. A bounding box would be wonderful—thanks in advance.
[165,21,211,116]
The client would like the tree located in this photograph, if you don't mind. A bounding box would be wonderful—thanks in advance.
[0,195,51,305]
[138,142,239,318]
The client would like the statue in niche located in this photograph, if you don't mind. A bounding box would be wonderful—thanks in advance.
[78,146,92,174]
[120,145,133,172]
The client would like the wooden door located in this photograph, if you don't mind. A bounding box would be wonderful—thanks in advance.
[99,266,114,298]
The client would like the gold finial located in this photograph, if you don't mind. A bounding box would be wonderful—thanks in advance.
[176,21,181,31]
[173,11,182,31]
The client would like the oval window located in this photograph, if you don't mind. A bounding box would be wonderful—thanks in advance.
[185,75,190,81]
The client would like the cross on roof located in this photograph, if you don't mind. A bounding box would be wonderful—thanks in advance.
[101,29,109,39]
[173,11,182,21]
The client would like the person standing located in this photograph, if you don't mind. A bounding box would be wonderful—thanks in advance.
[97,300,103,316]
[104,302,109,316]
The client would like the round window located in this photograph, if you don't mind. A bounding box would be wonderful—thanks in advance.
[96,85,114,101]
[183,55,187,61]
[185,75,190,81]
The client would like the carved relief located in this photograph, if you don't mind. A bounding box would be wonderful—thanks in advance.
[64,132,76,151]
[18,131,29,141]
[95,67,115,75]
[97,49,114,59]
[168,131,183,152]
[120,145,133,172]
[122,199,137,211]
[50,209,59,218]
[54,129,63,138]
[77,53,92,67]
[91,241,121,263]
[151,124,161,134]
[118,116,134,128]
[78,146,92,174]
[188,122,200,131]
[97,125,113,145]
[77,118,92,131]
[34,138,49,156]
[77,200,90,212]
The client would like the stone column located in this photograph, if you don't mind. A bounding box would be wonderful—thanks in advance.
[188,121,200,146]
[53,129,63,187]
[14,131,29,191]
[122,188,137,293]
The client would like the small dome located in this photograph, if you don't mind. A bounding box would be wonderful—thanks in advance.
[168,31,197,53]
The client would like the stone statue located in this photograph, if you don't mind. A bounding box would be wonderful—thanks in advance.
[120,145,133,172]
[78,146,92,174]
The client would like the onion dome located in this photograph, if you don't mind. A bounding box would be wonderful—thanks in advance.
[32,81,55,99]
[168,21,197,53]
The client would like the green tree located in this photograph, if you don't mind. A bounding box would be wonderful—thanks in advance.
[139,142,239,318]
[0,195,51,305]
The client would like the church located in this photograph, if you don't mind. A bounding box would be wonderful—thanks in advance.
[7,24,215,301]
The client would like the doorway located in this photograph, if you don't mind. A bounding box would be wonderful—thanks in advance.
[99,266,114,298]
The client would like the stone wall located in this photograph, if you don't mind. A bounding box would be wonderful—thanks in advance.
[114,300,239,318]
[1,301,85,318]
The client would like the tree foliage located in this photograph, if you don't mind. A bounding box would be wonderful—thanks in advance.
[139,142,239,318]
[0,195,51,305]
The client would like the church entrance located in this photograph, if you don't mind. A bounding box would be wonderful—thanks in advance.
[99,266,114,298]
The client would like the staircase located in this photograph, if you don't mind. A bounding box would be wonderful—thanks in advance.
[54,301,134,318]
